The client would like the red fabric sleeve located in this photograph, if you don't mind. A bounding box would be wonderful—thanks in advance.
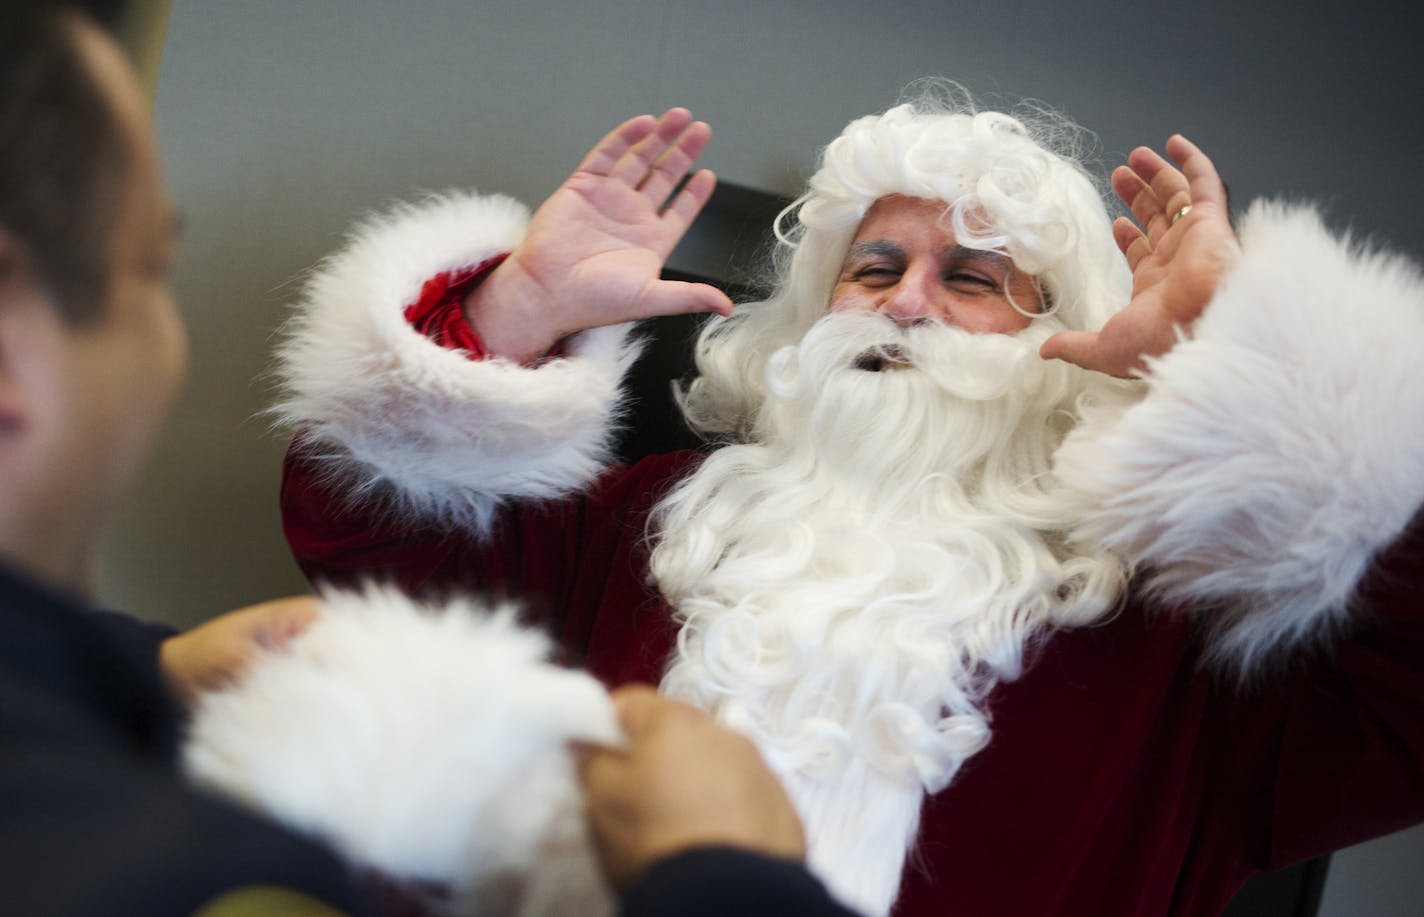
[282,253,631,634]
[401,255,568,363]
[1207,514,1424,872]
[401,256,507,356]
[281,446,701,685]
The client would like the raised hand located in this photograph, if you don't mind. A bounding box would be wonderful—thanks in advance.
[1040,135,1239,377]
[465,109,734,363]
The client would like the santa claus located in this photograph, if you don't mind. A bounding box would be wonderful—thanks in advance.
[207,95,1424,916]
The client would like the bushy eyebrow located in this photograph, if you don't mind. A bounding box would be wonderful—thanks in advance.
[843,240,1013,271]
[842,240,905,265]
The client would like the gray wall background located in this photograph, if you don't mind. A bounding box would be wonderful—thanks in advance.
[99,1,1424,913]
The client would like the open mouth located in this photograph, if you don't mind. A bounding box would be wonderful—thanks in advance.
[853,345,913,372]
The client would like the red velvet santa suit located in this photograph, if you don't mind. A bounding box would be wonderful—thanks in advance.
[275,191,1424,916]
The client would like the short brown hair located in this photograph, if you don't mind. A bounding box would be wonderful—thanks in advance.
[0,1,132,324]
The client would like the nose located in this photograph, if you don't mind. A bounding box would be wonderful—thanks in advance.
[877,265,934,327]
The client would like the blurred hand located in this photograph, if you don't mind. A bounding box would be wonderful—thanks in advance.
[159,596,320,705]
[576,685,806,892]
[465,108,733,362]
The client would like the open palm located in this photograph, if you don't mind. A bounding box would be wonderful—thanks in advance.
[1041,135,1239,378]
[467,109,732,362]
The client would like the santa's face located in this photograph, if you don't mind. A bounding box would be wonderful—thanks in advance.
[828,195,1041,336]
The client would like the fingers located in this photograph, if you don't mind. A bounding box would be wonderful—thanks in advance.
[663,167,716,231]
[572,737,619,788]
[576,112,663,177]
[160,597,321,706]
[610,683,664,739]
[1112,216,1152,272]
[644,279,735,319]
[1039,329,1100,370]
[570,687,652,779]
[587,686,725,767]
[575,107,707,181]
[607,109,710,198]
[1113,134,1228,270]
[1165,134,1229,212]
[1114,152,1185,248]
[576,687,806,891]
[252,596,322,650]
[1128,145,1192,225]
[639,121,713,205]
[1112,164,1159,237]
[573,108,715,228]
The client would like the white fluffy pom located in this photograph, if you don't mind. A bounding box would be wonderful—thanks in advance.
[183,584,618,915]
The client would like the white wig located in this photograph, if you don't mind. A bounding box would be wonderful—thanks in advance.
[681,90,1130,440]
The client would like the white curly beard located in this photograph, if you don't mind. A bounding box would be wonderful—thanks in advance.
[651,311,1129,916]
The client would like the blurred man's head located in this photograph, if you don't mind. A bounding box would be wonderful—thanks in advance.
[0,2,186,590]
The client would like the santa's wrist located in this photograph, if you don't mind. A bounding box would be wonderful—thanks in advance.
[461,255,569,364]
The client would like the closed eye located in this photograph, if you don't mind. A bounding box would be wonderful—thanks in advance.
[946,272,996,288]
[854,266,902,281]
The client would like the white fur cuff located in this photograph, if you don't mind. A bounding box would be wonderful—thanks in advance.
[183,586,618,914]
[1056,203,1424,672]
[272,191,641,535]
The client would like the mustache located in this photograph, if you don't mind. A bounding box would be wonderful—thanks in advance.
[773,311,1063,402]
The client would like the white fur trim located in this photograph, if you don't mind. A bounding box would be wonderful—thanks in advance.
[271,191,641,535]
[183,585,618,915]
[1056,203,1424,674]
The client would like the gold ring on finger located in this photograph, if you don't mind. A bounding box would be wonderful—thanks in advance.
[1170,204,1192,225]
